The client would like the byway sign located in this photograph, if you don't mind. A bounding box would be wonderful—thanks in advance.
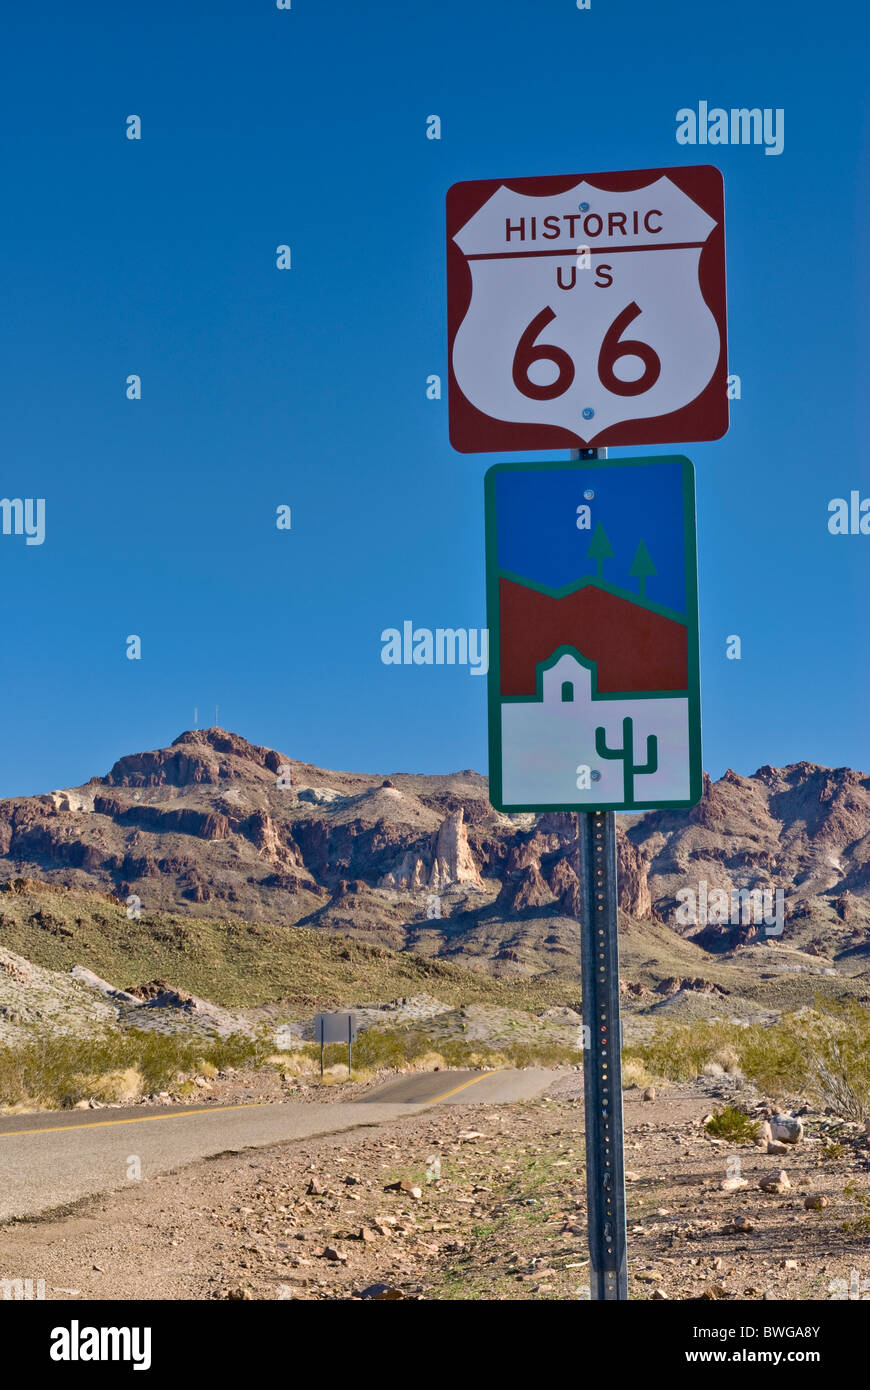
[447,166,727,452]
[485,455,702,813]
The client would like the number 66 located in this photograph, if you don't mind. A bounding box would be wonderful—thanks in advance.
[512,301,661,401]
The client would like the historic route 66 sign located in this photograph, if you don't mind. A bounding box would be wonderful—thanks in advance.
[484,455,702,813]
[447,166,728,452]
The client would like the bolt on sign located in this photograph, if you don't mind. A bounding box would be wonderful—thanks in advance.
[446,166,728,452]
[484,455,702,813]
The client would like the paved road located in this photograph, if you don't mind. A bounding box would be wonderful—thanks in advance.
[357,1067,557,1105]
[0,1069,558,1222]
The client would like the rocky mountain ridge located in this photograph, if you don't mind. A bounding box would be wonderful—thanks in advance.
[1,728,868,974]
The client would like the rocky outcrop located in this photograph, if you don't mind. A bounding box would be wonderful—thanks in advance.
[629,760,870,935]
[548,856,579,905]
[497,864,556,913]
[617,836,652,919]
[506,831,562,873]
[380,852,429,891]
[46,789,94,813]
[106,728,282,788]
[0,727,869,971]
[430,810,484,890]
[379,809,484,892]
[243,810,301,868]
[654,976,727,997]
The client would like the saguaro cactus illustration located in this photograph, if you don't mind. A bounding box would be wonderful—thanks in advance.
[595,717,658,804]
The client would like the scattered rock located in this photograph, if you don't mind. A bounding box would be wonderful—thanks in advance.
[759,1170,791,1194]
[770,1115,804,1144]
[722,1214,755,1234]
[657,977,725,999]
[384,1179,423,1200]
[804,1194,828,1210]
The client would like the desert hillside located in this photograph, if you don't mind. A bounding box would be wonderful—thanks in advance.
[0,727,868,978]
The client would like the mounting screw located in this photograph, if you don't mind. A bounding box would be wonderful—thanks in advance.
[582,407,595,421]
[578,201,590,212]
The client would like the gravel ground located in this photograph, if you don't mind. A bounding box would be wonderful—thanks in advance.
[3,1072,870,1301]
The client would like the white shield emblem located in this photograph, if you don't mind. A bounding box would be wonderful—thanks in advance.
[451,176,722,437]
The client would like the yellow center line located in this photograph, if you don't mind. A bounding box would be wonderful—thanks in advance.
[0,1071,497,1139]
[0,1102,270,1139]
[425,1071,494,1104]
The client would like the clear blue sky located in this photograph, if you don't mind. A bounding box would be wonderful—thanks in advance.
[494,461,687,610]
[1,0,867,797]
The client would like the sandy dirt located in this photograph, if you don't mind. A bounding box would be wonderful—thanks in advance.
[2,1073,869,1301]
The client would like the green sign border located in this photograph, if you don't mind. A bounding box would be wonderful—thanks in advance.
[484,454,702,814]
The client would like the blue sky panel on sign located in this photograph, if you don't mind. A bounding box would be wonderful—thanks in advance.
[495,462,687,614]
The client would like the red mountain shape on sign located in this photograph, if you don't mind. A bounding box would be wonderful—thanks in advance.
[499,578,688,697]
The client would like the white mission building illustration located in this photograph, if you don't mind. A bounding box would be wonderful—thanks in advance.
[500,649,690,808]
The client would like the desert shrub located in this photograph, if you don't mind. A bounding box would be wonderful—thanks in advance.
[841,1181,870,1234]
[729,1023,806,1095]
[822,1142,848,1160]
[622,1056,656,1089]
[708,1046,742,1075]
[0,1029,268,1109]
[623,1021,733,1083]
[71,1067,142,1104]
[300,1028,432,1073]
[625,1001,870,1119]
[799,1001,870,1121]
[300,1026,582,1076]
[353,1027,432,1071]
[705,1105,760,1143]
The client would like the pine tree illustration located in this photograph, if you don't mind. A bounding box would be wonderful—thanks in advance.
[629,539,657,598]
[587,522,614,582]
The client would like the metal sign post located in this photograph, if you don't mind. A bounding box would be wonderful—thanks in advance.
[315,1012,359,1082]
[578,806,627,1300]
[573,444,626,1300]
